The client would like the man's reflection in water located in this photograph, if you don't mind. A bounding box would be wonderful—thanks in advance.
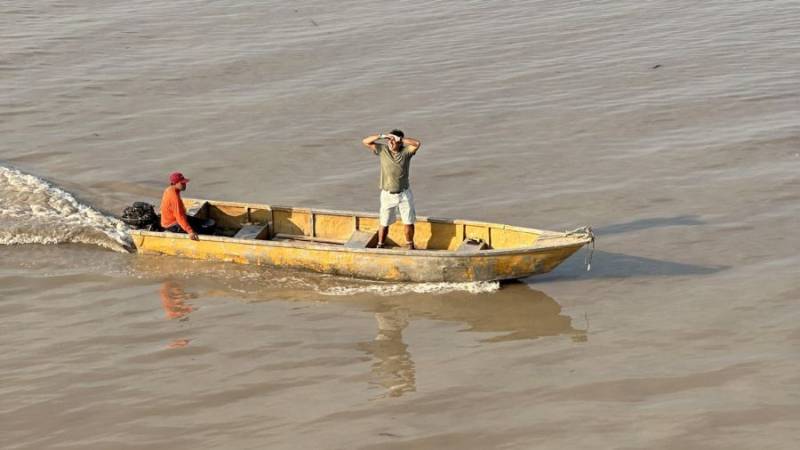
[159,280,195,320]
[159,280,195,349]
[357,307,416,399]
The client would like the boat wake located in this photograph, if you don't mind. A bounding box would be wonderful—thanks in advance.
[0,165,132,253]
[317,281,501,296]
[124,257,501,298]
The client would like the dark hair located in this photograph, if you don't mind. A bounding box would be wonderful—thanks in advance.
[390,129,404,138]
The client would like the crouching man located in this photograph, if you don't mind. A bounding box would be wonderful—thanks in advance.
[160,171,201,240]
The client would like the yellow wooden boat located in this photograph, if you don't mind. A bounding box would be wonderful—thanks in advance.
[129,198,594,282]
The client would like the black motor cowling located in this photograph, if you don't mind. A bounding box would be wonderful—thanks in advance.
[121,202,160,230]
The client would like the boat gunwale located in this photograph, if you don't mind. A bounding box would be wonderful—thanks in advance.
[129,229,589,257]
[131,198,592,257]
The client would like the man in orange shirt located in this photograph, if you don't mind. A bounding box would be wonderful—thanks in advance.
[160,172,199,240]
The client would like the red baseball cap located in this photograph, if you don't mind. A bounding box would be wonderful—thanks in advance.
[169,172,190,184]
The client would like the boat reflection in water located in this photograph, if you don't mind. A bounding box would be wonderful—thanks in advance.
[349,282,587,343]
[143,259,586,397]
[346,282,586,398]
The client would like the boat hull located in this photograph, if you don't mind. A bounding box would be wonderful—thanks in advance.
[129,199,592,282]
[131,232,586,282]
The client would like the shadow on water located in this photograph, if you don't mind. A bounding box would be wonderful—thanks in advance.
[593,215,704,236]
[539,249,728,282]
[539,214,727,282]
[153,275,586,398]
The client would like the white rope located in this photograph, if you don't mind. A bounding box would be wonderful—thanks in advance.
[565,226,595,271]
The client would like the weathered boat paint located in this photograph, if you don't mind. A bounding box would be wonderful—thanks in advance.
[130,198,592,282]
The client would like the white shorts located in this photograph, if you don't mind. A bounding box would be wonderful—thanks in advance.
[379,189,416,226]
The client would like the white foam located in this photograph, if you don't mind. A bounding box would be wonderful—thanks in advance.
[318,281,500,296]
[0,166,132,252]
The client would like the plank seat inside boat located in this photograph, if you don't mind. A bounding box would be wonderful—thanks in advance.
[272,233,344,247]
[233,223,270,240]
[344,230,378,249]
[456,238,489,253]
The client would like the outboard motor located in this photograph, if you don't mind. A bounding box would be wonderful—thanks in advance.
[121,202,161,231]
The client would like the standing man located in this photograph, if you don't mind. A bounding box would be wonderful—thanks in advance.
[160,171,199,240]
[361,129,422,249]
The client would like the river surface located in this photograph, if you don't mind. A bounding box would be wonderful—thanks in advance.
[2,1,799,449]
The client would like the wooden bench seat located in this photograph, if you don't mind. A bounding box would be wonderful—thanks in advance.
[233,223,270,240]
[344,230,378,248]
[456,238,489,253]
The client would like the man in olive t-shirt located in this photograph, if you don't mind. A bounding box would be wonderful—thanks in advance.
[361,129,422,249]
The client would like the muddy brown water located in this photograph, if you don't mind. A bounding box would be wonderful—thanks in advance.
[2,1,799,449]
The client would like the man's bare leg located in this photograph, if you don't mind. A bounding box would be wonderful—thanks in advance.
[377,226,389,248]
[404,224,415,249]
